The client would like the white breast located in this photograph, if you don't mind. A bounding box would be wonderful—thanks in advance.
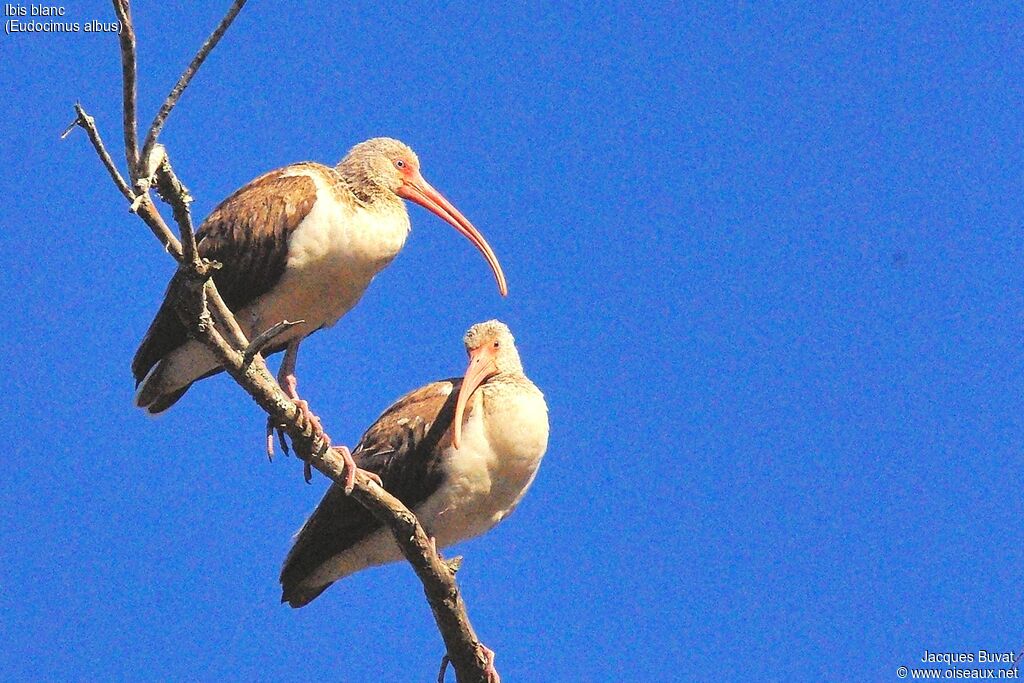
[418,383,549,548]
[242,170,410,339]
[297,379,549,590]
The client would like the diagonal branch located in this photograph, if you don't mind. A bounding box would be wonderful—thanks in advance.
[175,288,495,680]
[63,105,182,260]
[63,104,133,202]
[350,484,496,682]
[140,0,248,165]
[150,154,201,269]
[72,4,501,680]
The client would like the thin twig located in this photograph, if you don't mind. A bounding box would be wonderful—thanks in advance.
[140,0,249,164]
[65,104,184,260]
[129,199,183,259]
[205,284,250,349]
[244,320,305,365]
[112,0,139,180]
[133,200,184,260]
[438,655,451,683]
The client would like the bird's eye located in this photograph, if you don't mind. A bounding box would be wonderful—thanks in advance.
[394,159,406,169]
[493,341,500,349]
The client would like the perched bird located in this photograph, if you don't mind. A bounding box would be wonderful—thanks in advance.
[132,138,507,421]
[280,320,549,608]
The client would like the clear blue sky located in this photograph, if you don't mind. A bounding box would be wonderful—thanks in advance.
[2,2,1023,680]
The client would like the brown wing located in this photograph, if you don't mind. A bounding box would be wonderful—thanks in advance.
[131,165,323,385]
[279,379,462,604]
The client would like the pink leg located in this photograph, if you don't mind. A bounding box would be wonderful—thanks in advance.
[277,340,330,483]
[278,341,325,438]
[273,341,374,491]
[334,445,356,493]
[241,340,377,493]
[330,445,382,493]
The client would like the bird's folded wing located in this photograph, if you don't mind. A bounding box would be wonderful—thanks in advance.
[131,165,323,385]
[279,379,462,588]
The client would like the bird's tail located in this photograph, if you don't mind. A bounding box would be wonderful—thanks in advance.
[279,509,337,609]
[132,280,195,414]
[281,580,333,609]
[133,361,193,415]
[279,484,393,608]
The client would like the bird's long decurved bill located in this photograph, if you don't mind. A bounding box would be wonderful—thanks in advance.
[452,345,499,449]
[398,175,508,296]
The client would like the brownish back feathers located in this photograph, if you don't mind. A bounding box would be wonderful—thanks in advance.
[131,166,321,394]
[279,379,461,607]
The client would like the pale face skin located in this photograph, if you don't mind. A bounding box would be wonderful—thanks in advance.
[454,320,525,448]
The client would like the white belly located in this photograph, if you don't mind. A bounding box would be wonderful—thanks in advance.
[243,170,410,340]
[151,172,410,395]
[299,380,548,590]
[418,387,549,547]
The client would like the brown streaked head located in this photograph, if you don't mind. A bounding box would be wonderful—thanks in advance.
[338,137,508,297]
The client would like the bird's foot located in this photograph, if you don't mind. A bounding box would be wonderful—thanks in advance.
[293,398,325,440]
[265,416,291,462]
[332,445,379,494]
[293,398,330,484]
[362,467,383,489]
[264,396,330,484]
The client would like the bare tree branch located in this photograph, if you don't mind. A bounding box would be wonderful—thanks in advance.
[140,0,249,165]
[63,104,133,201]
[150,154,202,269]
[63,105,183,259]
[340,485,499,682]
[73,4,501,681]
[112,0,139,180]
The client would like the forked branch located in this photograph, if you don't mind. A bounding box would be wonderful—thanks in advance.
[66,3,499,681]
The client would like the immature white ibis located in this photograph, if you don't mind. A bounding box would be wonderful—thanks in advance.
[132,138,507,429]
[280,320,548,608]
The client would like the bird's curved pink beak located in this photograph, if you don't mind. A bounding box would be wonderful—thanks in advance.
[397,173,508,297]
[452,344,500,449]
